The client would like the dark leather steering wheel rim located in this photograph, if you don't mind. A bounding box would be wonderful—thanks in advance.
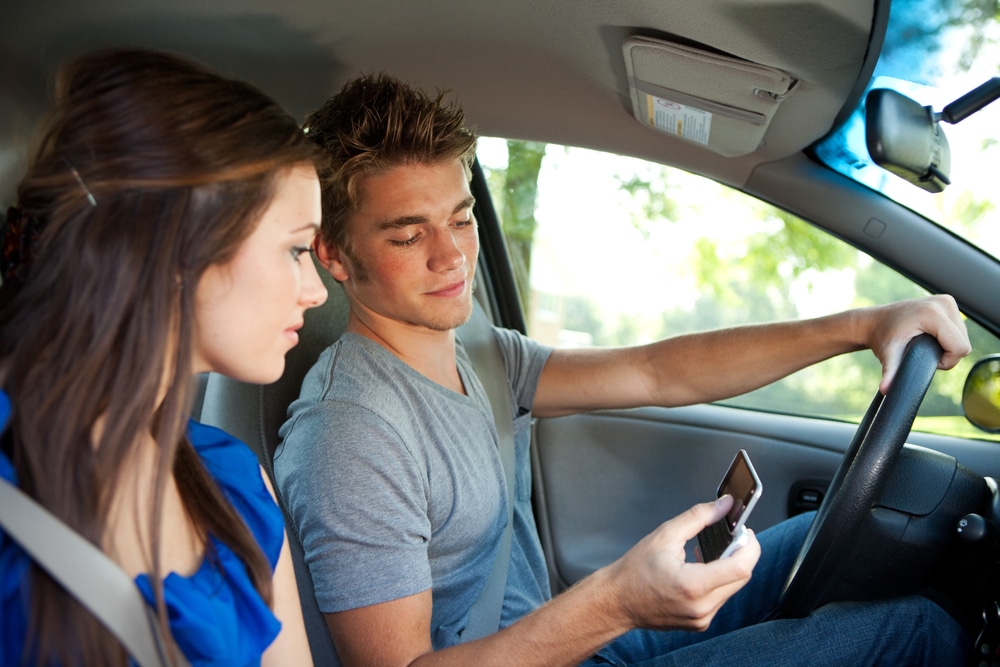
[777,333,944,618]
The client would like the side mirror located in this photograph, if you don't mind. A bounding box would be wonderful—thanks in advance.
[865,88,951,193]
[963,355,1000,433]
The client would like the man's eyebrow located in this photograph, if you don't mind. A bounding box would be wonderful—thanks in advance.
[453,196,476,215]
[376,197,477,231]
[376,215,428,231]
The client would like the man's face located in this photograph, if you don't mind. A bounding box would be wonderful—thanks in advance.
[324,159,478,333]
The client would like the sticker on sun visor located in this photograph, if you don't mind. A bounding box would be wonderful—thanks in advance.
[644,93,712,145]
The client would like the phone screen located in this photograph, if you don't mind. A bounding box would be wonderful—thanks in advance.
[718,450,760,533]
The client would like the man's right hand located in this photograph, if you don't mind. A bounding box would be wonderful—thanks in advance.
[602,496,760,633]
[325,497,759,667]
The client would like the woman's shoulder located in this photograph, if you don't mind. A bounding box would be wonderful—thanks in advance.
[0,389,31,664]
[186,419,262,485]
[0,390,13,483]
[0,389,11,437]
[186,420,284,568]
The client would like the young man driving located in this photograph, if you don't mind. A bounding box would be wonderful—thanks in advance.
[274,73,970,666]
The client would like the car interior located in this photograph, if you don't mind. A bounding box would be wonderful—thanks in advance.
[5,0,1000,661]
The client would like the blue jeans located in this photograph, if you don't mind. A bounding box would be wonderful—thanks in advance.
[584,512,967,666]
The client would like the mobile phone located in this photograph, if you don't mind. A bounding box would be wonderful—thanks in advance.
[696,449,762,562]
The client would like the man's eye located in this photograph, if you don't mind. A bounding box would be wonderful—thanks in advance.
[389,236,420,247]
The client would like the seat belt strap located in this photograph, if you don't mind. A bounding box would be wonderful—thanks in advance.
[0,477,189,667]
[458,302,517,641]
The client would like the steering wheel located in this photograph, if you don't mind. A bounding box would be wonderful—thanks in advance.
[777,333,943,618]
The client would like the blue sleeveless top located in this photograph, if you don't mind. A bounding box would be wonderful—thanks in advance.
[0,390,285,666]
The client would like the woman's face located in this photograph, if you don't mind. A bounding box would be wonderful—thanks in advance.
[192,164,328,384]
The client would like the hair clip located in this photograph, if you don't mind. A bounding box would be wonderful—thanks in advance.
[63,158,97,207]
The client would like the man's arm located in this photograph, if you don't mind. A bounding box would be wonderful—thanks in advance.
[532,295,970,418]
[325,497,759,667]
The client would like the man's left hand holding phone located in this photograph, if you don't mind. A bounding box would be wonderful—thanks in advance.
[696,449,762,562]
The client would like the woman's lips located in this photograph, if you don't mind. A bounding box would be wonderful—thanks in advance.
[284,321,304,345]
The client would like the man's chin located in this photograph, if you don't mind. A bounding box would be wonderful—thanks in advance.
[422,302,474,332]
[427,313,473,332]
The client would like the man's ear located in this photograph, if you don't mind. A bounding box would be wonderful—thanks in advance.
[314,238,350,282]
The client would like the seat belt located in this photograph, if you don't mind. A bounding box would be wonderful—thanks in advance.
[0,477,189,667]
[457,302,517,641]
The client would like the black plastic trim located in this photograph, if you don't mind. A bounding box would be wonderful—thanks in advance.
[471,158,527,334]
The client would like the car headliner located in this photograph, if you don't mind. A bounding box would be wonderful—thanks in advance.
[2,0,878,202]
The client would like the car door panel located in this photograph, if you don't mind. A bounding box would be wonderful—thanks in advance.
[532,403,1000,591]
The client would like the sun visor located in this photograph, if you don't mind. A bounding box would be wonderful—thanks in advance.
[623,36,798,157]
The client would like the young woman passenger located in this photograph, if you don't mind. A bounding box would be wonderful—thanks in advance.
[0,48,327,665]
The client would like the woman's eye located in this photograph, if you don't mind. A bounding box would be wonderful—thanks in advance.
[291,246,312,262]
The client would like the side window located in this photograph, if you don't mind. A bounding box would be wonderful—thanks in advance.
[479,137,1000,441]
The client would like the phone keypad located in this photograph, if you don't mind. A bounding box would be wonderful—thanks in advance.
[697,518,732,562]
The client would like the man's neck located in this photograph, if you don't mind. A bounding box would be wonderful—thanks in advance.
[346,311,466,395]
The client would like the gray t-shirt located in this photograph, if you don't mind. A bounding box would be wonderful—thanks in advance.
[274,329,553,650]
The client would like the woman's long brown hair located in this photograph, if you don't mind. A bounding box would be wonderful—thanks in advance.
[0,49,325,665]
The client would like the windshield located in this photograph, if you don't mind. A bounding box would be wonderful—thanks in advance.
[814,0,1000,259]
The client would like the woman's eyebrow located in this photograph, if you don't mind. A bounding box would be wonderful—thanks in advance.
[291,222,322,234]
